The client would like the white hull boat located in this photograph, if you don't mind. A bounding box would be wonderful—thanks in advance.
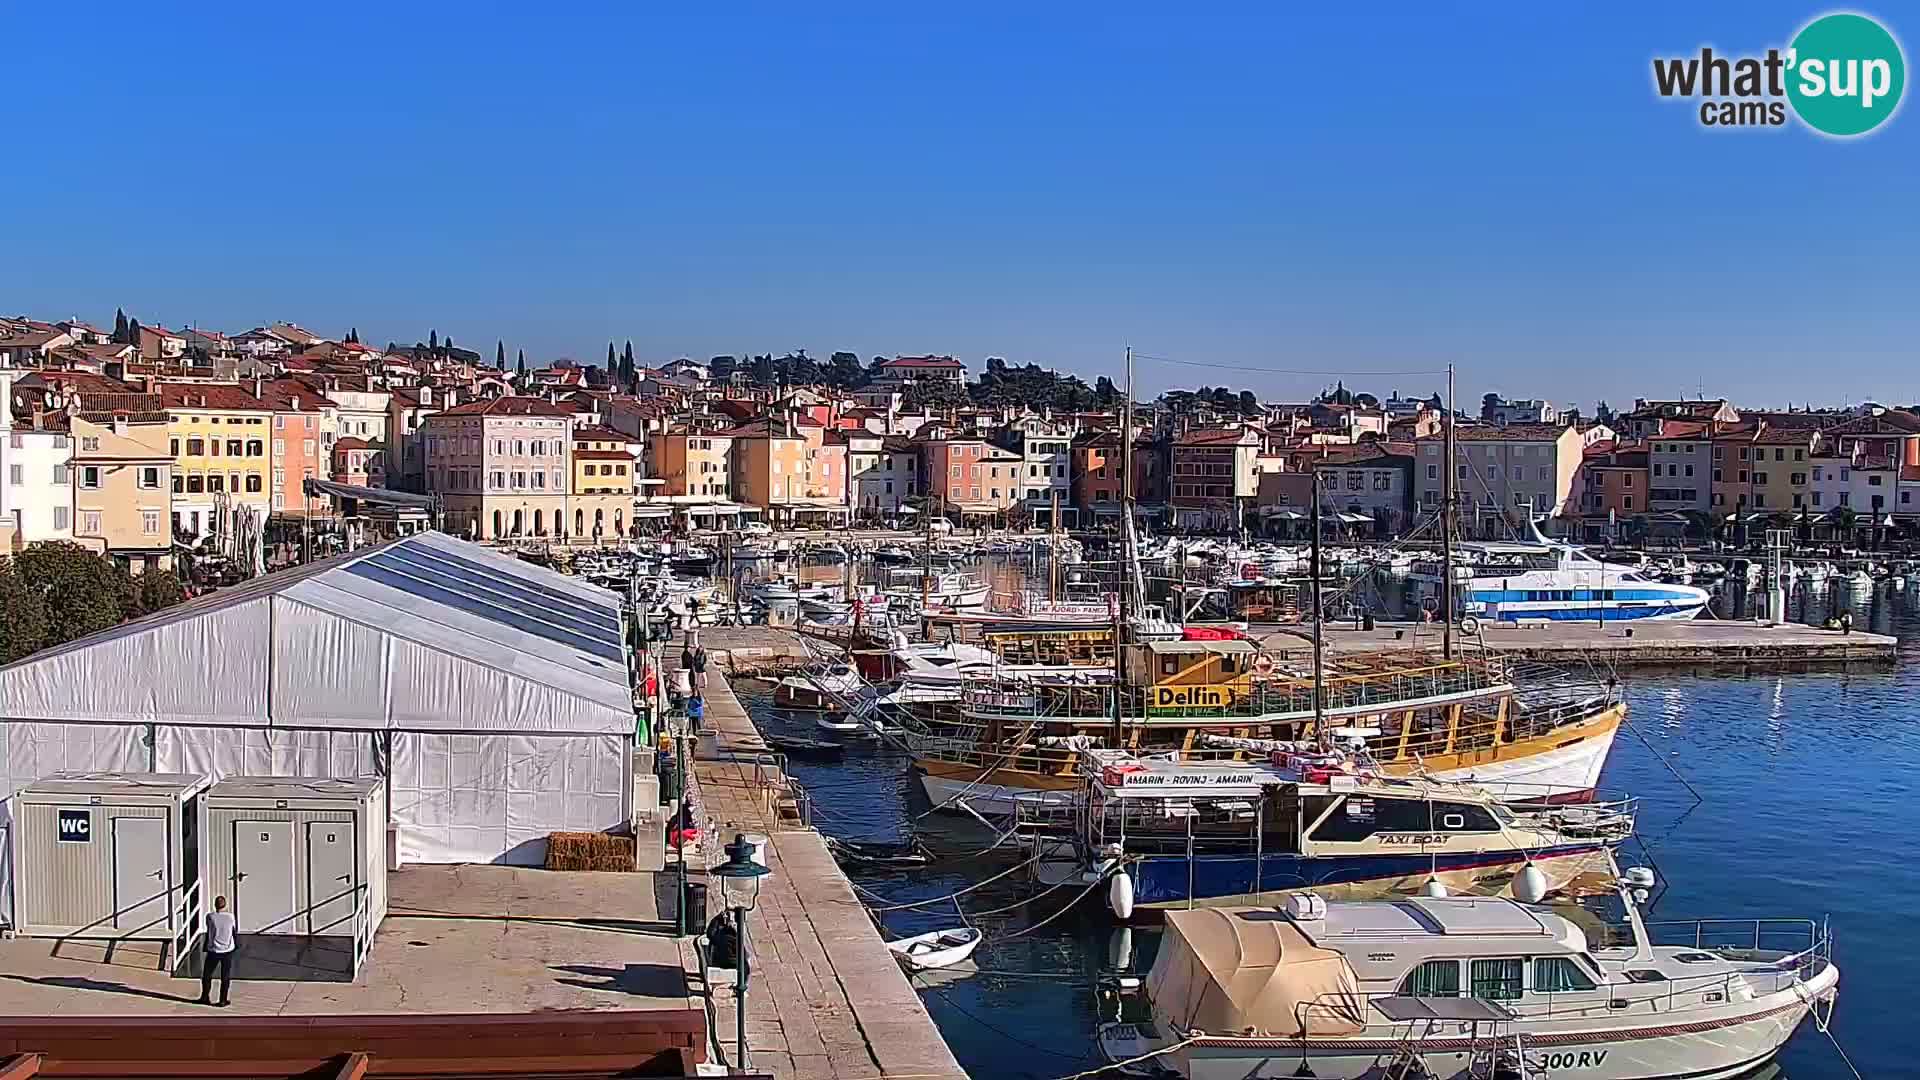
[887,927,982,971]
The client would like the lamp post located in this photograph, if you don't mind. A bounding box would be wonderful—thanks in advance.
[711,833,770,1074]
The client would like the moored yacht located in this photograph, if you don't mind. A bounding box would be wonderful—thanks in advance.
[1460,539,1710,628]
[1099,864,1839,1080]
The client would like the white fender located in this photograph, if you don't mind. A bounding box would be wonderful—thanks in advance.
[1513,863,1549,904]
[1108,870,1135,921]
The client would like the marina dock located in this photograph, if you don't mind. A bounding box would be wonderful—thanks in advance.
[672,648,968,1080]
[1259,618,1899,668]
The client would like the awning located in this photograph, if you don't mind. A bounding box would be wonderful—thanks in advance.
[631,506,673,518]
[1337,512,1373,524]
[895,505,921,515]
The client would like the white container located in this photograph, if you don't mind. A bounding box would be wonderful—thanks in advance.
[205,776,389,976]
[9,772,212,965]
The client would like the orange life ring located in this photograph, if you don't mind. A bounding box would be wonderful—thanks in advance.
[1253,654,1275,676]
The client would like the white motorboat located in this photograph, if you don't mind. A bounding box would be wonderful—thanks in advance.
[1097,866,1838,1080]
[774,663,866,709]
[886,571,990,610]
[1459,535,1709,628]
[887,927,982,971]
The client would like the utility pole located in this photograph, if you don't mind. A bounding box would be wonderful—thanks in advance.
[1442,363,1457,660]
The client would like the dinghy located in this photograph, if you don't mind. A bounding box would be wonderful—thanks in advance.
[887,927,982,971]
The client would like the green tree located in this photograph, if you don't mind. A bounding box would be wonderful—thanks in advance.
[127,569,188,618]
[1238,390,1259,416]
[14,541,132,648]
[824,351,864,389]
[429,329,438,352]
[517,349,527,378]
[0,559,47,663]
[347,327,359,344]
[496,340,507,369]
[112,308,129,343]
[127,318,143,352]
[607,342,617,370]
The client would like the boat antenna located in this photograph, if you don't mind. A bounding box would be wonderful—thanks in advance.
[1442,362,1456,660]
[1112,346,1134,750]
[1310,463,1326,747]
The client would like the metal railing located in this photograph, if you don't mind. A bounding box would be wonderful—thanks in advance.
[960,664,1512,725]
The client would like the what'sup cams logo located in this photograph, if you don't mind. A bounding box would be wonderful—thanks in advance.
[1654,12,1906,136]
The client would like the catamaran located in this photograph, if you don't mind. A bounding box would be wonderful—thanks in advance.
[1458,536,1711,629]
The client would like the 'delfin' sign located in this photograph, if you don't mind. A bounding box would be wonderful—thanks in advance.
[57,808,90,843]
[1151,684,1236,710]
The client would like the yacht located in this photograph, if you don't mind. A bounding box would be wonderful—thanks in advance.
[1459,539,1709,628]
[884,570,990,610]
[1099,865,1838,1080]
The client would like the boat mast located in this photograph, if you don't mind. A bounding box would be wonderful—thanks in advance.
[1442,362,1456,661]
[1309,464,1325,741]
[1111,346,1134,749]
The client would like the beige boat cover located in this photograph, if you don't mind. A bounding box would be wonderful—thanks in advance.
[1146,908,1367,1037]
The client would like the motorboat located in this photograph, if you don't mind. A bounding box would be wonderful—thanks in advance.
[886,570,990,610]
[1097,864,1838,1080]
[1028,751,1635,914]
[887,927,982,972]
[747,576,840,604]
[872,544,917,565]
[773,662,866,709]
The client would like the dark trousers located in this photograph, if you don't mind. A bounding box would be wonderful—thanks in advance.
[200,946,235,1002]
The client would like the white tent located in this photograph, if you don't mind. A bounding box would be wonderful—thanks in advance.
[0,532,634,869]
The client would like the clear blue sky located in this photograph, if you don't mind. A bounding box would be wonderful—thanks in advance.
[7,4,1915,409]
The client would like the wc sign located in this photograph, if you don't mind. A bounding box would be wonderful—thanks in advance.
[57,809,91,843]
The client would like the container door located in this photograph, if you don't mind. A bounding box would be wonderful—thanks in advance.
[234,820,296,933]
[112,817,169,931]
[305,822,357,935]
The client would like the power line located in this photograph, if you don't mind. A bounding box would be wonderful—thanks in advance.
[1132,353,1448,377]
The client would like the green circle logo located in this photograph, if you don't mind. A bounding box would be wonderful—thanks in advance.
[1787,13,1906,136]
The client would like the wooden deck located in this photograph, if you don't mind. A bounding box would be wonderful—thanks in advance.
[669,647,967,1080]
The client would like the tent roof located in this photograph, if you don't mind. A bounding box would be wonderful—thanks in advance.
[0,531,633,735]
[1146,908,1366,1038]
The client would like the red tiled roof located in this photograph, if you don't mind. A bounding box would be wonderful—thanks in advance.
[437,395,574,417]
[572,424,633,442]
[1445,424,1571,441]
[880,355,964,369]
[1177,427,1258,446]
[255,378,338,411]
[333,436,372,451]
[572,449,632,461]
[157,383,268,411]
[1823,411,1920,437]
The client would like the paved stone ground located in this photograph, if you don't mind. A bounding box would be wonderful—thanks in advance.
[672,649,968,1080]
[0,863,695,1018]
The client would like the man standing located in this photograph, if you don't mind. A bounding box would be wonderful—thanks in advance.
[199,895,238,1006]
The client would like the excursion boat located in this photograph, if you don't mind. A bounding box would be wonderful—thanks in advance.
[1097,864,1839,1080]
[909,637,1623,819]
[1459,540,1710,628]
[1029,752,1634,916]
[884,570,991,611]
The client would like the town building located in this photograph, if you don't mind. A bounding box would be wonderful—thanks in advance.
[159,382,274,541]
[1574,442,1649,541]
[1647,422,1713,513]
[1294,447,1414,536]
[69,411,173,571]
[870,355,967,388]
[0,398,73,548]
[1000,416,1075,528]
[1617,398,1740,441]
[331,436,384,488]
[570,425,638,541]
[1414,424,1583,537]
[845,432,919,520]
[1169,427,1262,531]
[257,379,336,519]
[1481,396,1560,427]
[923,432,1022,518]
[422,396,575,541]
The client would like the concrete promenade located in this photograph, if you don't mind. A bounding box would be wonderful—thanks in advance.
[670,644,968,1080]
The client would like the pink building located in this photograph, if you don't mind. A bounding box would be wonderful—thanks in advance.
[423,396,575,540]
[331,436,384,487]
[924,434,1021,517]
[257,378,337,518]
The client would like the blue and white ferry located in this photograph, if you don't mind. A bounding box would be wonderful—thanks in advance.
[1459,537,1711,626]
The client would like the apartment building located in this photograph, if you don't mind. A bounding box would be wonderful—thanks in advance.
[257,379,335,516]
[330,437,384,487]
[1001,417,1075,528]
[1574,443,1649,540]
[159,382,273,540]
[423,396,574,540]
[70,412,172,571]
[845,432,918,520]
[1711,423,1817,515]
[650,428,735,498]
[1647,422,1713,512]
[1169,427,1261,531]
[924,433,1022,517]
[570,425,637,541]
[1414,424,1583,536]
[1302,448,1414,533]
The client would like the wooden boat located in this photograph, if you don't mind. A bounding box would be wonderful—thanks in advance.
[887,927,982,971]
[766,734,846,759]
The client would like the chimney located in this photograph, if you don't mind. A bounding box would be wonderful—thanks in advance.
[252,376,262,398]
[419,386,432,406]
[290,395,301,411]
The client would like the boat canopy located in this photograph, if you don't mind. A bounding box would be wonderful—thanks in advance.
[1146,908,1367,1038]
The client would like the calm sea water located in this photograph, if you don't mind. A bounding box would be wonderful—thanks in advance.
[739,558,1917,1079]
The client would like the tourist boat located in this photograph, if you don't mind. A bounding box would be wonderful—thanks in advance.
[887,927,982,971]
[885,570,990,610]
[1027,751,1634,915]
[1459,539,1710,627]
[1096,864,1839,1080]
[907,637,1623,819]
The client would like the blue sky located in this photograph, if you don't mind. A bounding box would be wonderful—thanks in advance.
[6,4,1915,408]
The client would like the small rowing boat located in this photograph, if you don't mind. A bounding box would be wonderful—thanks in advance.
[887,927,982,971]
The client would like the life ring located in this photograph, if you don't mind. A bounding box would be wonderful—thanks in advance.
[1460,615,1481,635]
[1253,653,1275,676]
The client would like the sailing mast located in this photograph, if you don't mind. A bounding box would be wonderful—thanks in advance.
[1111,346,1134,749]
[1442,362,1456,660]
[1309,464,1325,740]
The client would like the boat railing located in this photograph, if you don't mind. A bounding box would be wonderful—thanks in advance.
[959,664,1512,723]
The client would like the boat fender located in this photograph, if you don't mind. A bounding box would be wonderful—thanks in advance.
[1513,863,1549,904]
[1108,870,1135,921]
[1107,927,1134,970]
[1422,878,1450,897]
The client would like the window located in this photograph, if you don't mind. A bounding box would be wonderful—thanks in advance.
[142,510,161,535]
[186,475,204,494]
[53,506,69,531]
[245,475,262,493]
[1533,957,1597,993]
[80,510,101,535]
[1840,491,1852,507]
[1774,448,1785,462]
[207,474,225,493]
[1426,463,1438,480]
[1812,491,1824,507]
[52,463,69,485]
[1754,471,1768,484]
[186,437,204,456]
[1791,472,1806,486]
[1684,464,1694,477]
[1513,491,1528,507]
[139,467,160,489]
[1869,474,1885,487]
[80,466,101,489]
[227,439,243,457]
[1755,493,1768,508]
[1399,960,1460,998]
[1471,958,1524,1001]
[1795,448,1805,461]
[1623,495,1634,511]
[302,439,315,457]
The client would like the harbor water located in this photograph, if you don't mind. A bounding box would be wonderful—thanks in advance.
[737,558,1916,1079]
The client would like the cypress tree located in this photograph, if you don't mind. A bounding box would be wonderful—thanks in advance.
[607,342,617,370]
[429,329,438,352]
[517,349,527,379]
[496,340,506,369]
[113,308,128,343]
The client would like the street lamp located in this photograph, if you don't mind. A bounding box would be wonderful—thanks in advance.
[711,833,770,1073]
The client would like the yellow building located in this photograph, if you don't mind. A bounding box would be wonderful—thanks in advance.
[650,428,734,498]
[725,419,810,525]
[1713,421,1817,517]
[570,425,637,542]
[159,383,273,540]
[70,412,174,572]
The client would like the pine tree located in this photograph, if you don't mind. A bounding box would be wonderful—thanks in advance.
[113,309,128,343]
[517,349,527,379]
[347,327,359,344]
[622,341,636,390]
[496,340,507,369]
[127,318,143,353]
[443,335,454,356]
[429,329,438,352]
[607,342,617,369]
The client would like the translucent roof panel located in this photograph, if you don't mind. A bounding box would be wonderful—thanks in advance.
[361,547,618,639]
[344,560,624,664]
[375,543,619,631]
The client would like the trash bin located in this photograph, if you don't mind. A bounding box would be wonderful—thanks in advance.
[1362,611,1376,631]
[683,881,709,931]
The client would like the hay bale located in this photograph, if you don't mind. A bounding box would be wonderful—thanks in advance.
[545,831,636,872]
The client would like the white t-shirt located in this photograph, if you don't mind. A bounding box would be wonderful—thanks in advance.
[206,911,237,953]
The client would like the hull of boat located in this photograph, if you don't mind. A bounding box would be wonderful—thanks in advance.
[1116,843,1614,909]
[1157,970,1834,1080]
[915,761,1078,817]
[1412,704,1621,802]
